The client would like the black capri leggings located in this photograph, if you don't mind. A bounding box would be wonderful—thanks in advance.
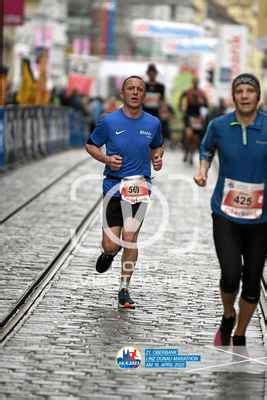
[212,213,267,304]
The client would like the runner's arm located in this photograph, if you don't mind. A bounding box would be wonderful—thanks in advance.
[150,119,164,171]
[151,145,164,171]
[178,91,186,112]
[85,144,122,171]
[194,160,210,186]
[85,117,122,170]
[85,143,109,164]
[194,120,216,186]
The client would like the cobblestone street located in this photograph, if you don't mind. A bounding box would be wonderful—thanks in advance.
[0,149,266,399]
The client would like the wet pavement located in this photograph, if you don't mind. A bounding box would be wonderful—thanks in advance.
[0,150,101,322]
[0,149,266,399]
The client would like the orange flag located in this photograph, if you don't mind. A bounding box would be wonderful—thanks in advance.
[16,58,37,105]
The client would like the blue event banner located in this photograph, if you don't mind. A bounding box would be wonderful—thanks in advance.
[144,348,201,369]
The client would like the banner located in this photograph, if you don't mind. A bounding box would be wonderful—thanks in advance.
[67,74,94,96]
[132,19,204,39]
[218,25,247,81]
[4,0,25,26]
[215,25,247,100]
[162,38,217,55]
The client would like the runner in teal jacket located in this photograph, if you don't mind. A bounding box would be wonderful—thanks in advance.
[194,73,267,347]
[200,110,267,224]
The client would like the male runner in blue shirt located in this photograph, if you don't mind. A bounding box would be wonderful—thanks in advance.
[194,73,267,346]
[86,76,164,309]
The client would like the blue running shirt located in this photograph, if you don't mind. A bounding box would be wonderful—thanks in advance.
[87,108,163,197]
[200,111,267,224]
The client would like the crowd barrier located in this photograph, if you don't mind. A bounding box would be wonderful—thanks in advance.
[0,106,88,169]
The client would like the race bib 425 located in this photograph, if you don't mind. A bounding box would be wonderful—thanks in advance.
[221,178,264,219]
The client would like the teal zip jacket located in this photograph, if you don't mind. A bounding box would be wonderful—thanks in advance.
[200,111,267,224]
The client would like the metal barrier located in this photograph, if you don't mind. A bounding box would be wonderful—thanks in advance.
[69,109,88,148]
[0,106,88,169]
[260,269,267,323]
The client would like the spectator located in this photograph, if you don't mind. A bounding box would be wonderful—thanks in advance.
[143,64,165,118]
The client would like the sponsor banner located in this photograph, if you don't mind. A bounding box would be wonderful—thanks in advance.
[132,18,204,39]
[218,25,247,80]
[162,38,218,55]
[4,0,25,26]
[215,24,247,100]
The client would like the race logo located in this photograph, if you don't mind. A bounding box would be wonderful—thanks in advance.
[116,346,142,369]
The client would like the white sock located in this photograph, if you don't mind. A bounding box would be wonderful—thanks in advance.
[120,278,129,290]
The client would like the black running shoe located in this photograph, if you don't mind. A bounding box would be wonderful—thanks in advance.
[232,335,246,346]
[214,314,236,346]
[118,288,135,309]
[95,253,115,273]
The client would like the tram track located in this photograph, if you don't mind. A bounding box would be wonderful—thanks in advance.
[1,150,265,346]
[0,157,89,225]
[0,195,102,345]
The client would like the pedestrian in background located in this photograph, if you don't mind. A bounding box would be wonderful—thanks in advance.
[143,64,165,118]
[179,77,209,165]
